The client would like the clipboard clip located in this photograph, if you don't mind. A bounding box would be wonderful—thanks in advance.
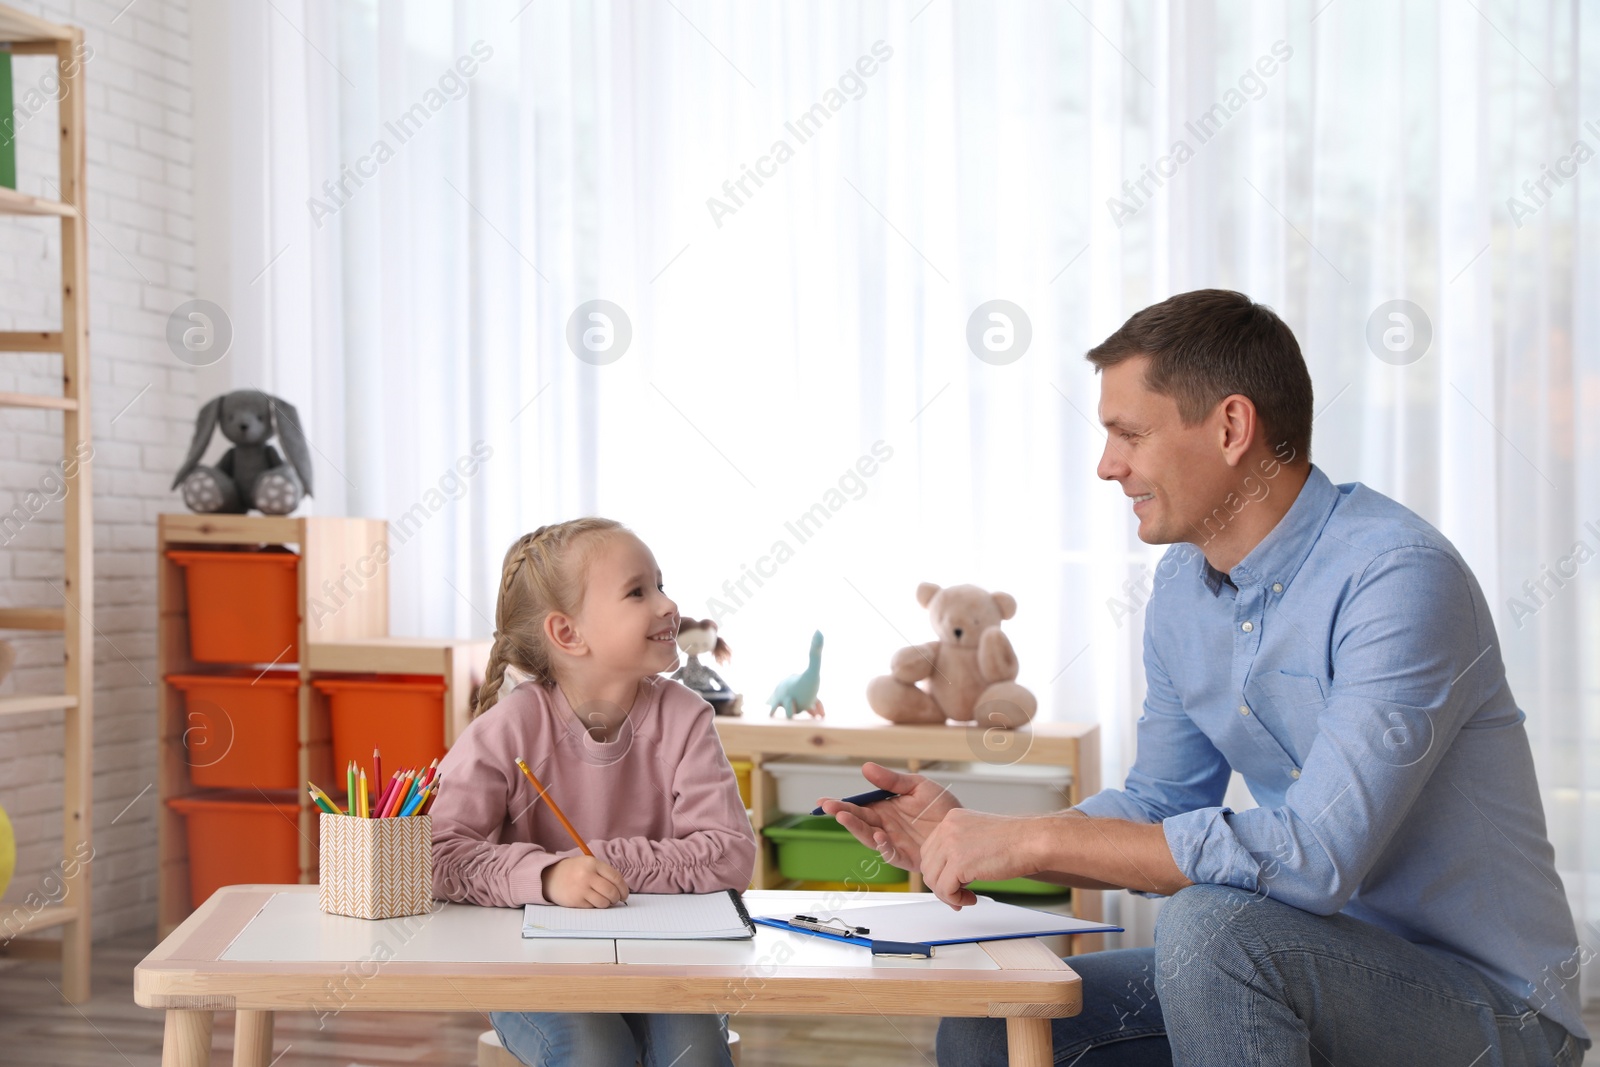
[789,914,870,938]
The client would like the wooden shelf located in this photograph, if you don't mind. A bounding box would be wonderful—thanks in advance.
[2,904,79,937]
[0,693,78,718]
[0,185,76,217]
[0,390,78,411]
[0,6,74,43]
[0,607,66,630]
[0,331,64,353]
[0,3,95,1004]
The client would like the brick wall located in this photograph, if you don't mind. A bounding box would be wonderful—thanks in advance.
[1,0,195,940]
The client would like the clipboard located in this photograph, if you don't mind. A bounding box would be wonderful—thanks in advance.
[752,915,935,958]
[756,896,1123,957]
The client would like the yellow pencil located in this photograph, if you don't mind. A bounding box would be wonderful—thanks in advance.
[515,757,591,856]
[358,769,369,817]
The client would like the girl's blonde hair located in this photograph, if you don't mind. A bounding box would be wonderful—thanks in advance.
[473,517,627,719]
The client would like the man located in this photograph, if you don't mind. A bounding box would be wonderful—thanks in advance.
[823,290,1585,1066]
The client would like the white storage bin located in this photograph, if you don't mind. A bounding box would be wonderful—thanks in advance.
[919,761,1074,815]
[764,757,916,815]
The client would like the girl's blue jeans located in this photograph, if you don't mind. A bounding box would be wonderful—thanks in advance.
[490,1009,733,1067]
[937,884,1584,1067]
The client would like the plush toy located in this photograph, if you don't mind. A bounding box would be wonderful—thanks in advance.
[767,629,825,719]
[171,390,313,515]
[867,583,1036,728]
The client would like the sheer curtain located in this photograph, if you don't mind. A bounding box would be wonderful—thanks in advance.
[193,0,1598,984]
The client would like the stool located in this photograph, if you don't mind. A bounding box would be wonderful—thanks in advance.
[478,1027,741,1066]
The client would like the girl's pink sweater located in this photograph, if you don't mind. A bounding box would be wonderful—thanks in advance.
[431,675,756,907]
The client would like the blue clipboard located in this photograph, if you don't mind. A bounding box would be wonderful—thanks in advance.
[753,916,935,958]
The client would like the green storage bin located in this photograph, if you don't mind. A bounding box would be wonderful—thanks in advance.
[968,875,1071,896]
[762,814,909,885]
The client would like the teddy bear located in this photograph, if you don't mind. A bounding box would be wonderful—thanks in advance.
[866,583,1036,728]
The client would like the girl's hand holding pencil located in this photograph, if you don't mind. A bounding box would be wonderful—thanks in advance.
[516,756,629,909]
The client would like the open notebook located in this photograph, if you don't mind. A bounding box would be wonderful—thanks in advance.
[521,889,755,940]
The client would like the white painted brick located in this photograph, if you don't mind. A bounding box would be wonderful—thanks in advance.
[0,0,197,943]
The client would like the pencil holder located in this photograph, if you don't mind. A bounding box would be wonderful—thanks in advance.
[318,812,434,919]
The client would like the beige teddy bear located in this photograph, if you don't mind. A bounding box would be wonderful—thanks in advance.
[866,582,1037,728]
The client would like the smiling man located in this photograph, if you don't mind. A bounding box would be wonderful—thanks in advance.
[824,290,1585,1066]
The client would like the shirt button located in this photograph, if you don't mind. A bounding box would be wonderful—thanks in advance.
[1238,705,1250,716]
[1272,582,1283,593]
[1241,621,1254,633]
[1290,768,1301,779]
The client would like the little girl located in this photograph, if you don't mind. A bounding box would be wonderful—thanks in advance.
[432,517,756,1067]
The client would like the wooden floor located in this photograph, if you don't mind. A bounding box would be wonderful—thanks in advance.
[0,930,940,1066]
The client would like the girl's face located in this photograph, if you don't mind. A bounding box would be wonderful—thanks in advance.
[572,534,680,677]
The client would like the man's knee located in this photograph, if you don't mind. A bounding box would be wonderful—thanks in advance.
[1153,884,1266,988]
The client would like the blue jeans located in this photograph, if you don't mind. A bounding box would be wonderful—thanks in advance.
[938,885,1584,1066]
[490,1010,733,1067]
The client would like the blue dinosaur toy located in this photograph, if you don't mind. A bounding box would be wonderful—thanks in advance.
[766,630,825,719]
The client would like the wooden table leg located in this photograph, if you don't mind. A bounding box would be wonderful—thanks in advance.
[162,1009,214,1067]
[1005,1016,1053,1067]
[233,1011,274,1067]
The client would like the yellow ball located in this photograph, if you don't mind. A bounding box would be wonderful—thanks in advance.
[0,803,14,899]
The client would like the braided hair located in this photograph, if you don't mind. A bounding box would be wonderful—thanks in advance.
[472,517,626,719]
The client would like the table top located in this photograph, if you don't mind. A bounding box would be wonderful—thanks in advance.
[135,886,1081,1019]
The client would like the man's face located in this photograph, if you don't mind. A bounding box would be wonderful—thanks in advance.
[1095,356,1230,546]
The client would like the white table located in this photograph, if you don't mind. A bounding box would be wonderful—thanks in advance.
[134,885,1082,1067]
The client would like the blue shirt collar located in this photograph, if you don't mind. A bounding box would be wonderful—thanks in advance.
[1223,464,1338,593]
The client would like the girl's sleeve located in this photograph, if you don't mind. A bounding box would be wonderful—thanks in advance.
[590,701,757,893]
[429,718,574,907]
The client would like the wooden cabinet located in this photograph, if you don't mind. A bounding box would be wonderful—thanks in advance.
[157,513,489,935]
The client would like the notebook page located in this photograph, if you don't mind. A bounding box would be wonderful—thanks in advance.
[522,891,750,939]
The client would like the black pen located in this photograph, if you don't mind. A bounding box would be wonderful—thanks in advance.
[811,788,899,816]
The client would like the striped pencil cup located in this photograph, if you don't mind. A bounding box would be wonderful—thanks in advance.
[318,812,434,919]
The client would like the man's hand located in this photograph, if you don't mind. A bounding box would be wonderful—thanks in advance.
[817,762,961,872]
[921,810,1044,908]
[542,856,629,908]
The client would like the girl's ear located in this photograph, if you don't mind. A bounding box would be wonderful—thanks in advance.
[544,611,586,657]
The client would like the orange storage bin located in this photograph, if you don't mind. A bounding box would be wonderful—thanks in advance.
[168,549,300,664]
[315,675,448,789]
[167,672,300,790]
[166,791,301,906]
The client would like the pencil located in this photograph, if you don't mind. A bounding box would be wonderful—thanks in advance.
[515,757,592,856]
[358,769,369,818]
[373,747,382,800]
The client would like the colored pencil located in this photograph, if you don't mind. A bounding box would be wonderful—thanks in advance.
[382,771,411,818]
[347,760,356,816]
[359,769,370,817]
[374,772,400,817]
[515,757,591,856]
[307,782,344,815]
[373,747,382,800]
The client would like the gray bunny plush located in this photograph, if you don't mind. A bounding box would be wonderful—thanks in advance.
[171,390,313,515]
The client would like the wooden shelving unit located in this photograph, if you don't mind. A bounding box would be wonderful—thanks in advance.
[156,513,490,936]
[0,3,94,1003]
[713,718,1105,951]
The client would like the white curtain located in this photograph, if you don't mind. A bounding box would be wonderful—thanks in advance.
[194,0,1599,986]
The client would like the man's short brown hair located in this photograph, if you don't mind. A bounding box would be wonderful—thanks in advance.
[1086,289,1313,461]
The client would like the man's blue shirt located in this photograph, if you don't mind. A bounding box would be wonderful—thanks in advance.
[1076,465,1585,1040]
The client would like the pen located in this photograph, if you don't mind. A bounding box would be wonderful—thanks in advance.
[811,788,900,816]
[789,914,871,938]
